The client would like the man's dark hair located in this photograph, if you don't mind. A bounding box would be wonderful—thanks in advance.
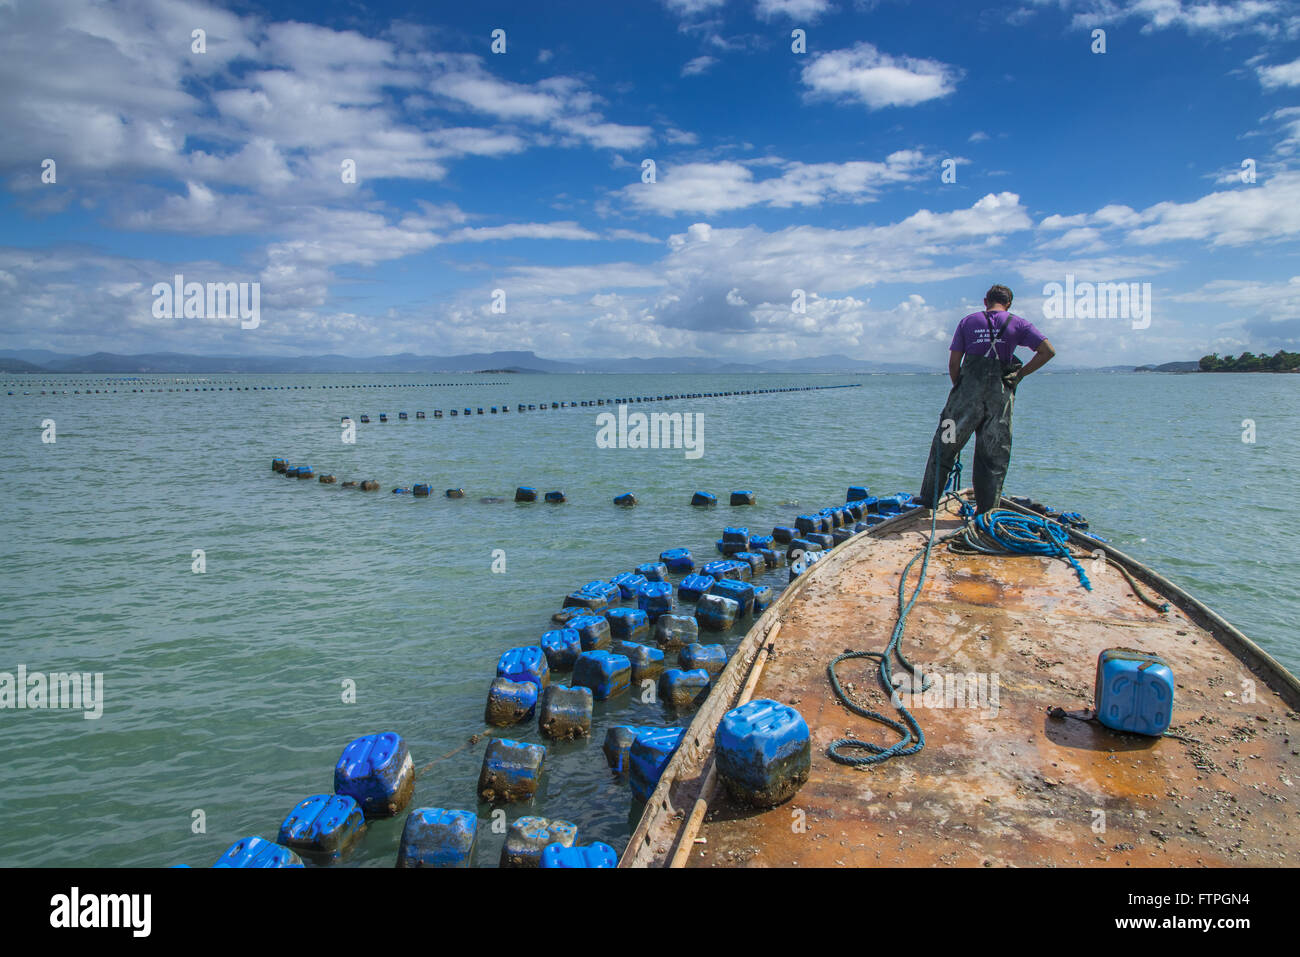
[985,284,1013,308]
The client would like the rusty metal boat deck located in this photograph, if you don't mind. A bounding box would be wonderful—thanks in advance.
[622,494,1300,868]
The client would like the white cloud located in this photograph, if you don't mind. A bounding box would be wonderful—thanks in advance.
[1050,0,1289,36]
[755,0,834,20]
[430,62,574,122]
[1008,255,1176,285]
[622,152,932,215]
[0,2,583,206]
[642,192,1033,333]
[661,0,728,16]
[682,55,718,76]
[1,0,659,214]
[663,127,701,145]
[801,43,961,109]
[1036,173,1300,247]
[1128,171,1300,245]
[429,55,652,150]
[1166,276,1300,346]
[119,181,277,234]
[333,192,1035,357]
[496,263,668,298]
[607,229,665,244]
[1258,56,1300,88]
[8,177,1283,364]
[1039,212,1091,230]
[448,223,602,243]
[1167,275,1300,307]
[1035,226,1106,251]
[398,201,472,232]
[1270,106,1300,153]
[0,1,243,176]
[553,115,653,150]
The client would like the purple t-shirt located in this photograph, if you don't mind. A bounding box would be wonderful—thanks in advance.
[950,311,1045,364]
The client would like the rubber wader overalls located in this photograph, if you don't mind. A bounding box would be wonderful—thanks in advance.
[919,312,1020,512]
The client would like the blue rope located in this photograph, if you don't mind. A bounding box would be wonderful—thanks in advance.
[967,509,1093,591]
[825,452,1099,767]
[826,452,959,766]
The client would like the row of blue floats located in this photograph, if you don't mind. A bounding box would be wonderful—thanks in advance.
[9,380,510,396]
[341,382,862,421]
[469,485,931,857]
[270,458,855,518]
[269,461,784,511]
[488,486,924,726]
[209,483,911,868]
[7,380,865,399]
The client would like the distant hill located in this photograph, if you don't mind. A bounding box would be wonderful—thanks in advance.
[0,357,47,373]
[0,349,78,366]
[1134,361,1201,373]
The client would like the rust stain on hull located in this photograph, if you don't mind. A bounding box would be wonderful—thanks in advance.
[686,502,1300,868]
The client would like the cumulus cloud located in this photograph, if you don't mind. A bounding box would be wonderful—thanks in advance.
[1167,276,1300,346]
[641,192,1032,333]
[1258,56,1300,88]
[801,43,961,109]
[681,55,718,76]
[1008,254,1177,285]
[427,54,653,150]
[661,0,728,15]
[1128,173,1300,246]
[755,0,834,20]
[1050,0,1289,36]
[607,229,666,244]
[1036,173,1300,247]
[0,1,651,210]
[1034,226,1107,252]
[447,223,603,243]
[622,152,933,215]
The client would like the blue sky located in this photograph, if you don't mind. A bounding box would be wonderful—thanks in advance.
[1,0,1298,365]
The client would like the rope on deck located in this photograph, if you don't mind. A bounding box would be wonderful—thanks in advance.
[825,454,960,766]
[951,509,1093,591]
[951,505,1171,612]
[827,452,1168,769]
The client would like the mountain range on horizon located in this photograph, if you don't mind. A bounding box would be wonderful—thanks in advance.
[0,349,1186,376]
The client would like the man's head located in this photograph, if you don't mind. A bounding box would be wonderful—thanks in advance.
[984,284,1013,310]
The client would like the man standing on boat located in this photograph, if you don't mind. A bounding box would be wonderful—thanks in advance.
[918,284,1056,513]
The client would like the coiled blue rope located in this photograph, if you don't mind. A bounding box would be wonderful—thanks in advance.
[963,509,1093,591]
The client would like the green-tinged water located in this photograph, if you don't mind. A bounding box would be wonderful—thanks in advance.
[1,371,1296,867]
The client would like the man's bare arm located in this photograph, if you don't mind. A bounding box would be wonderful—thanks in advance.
[948,349,963,386]
[1015,339,1056,382]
